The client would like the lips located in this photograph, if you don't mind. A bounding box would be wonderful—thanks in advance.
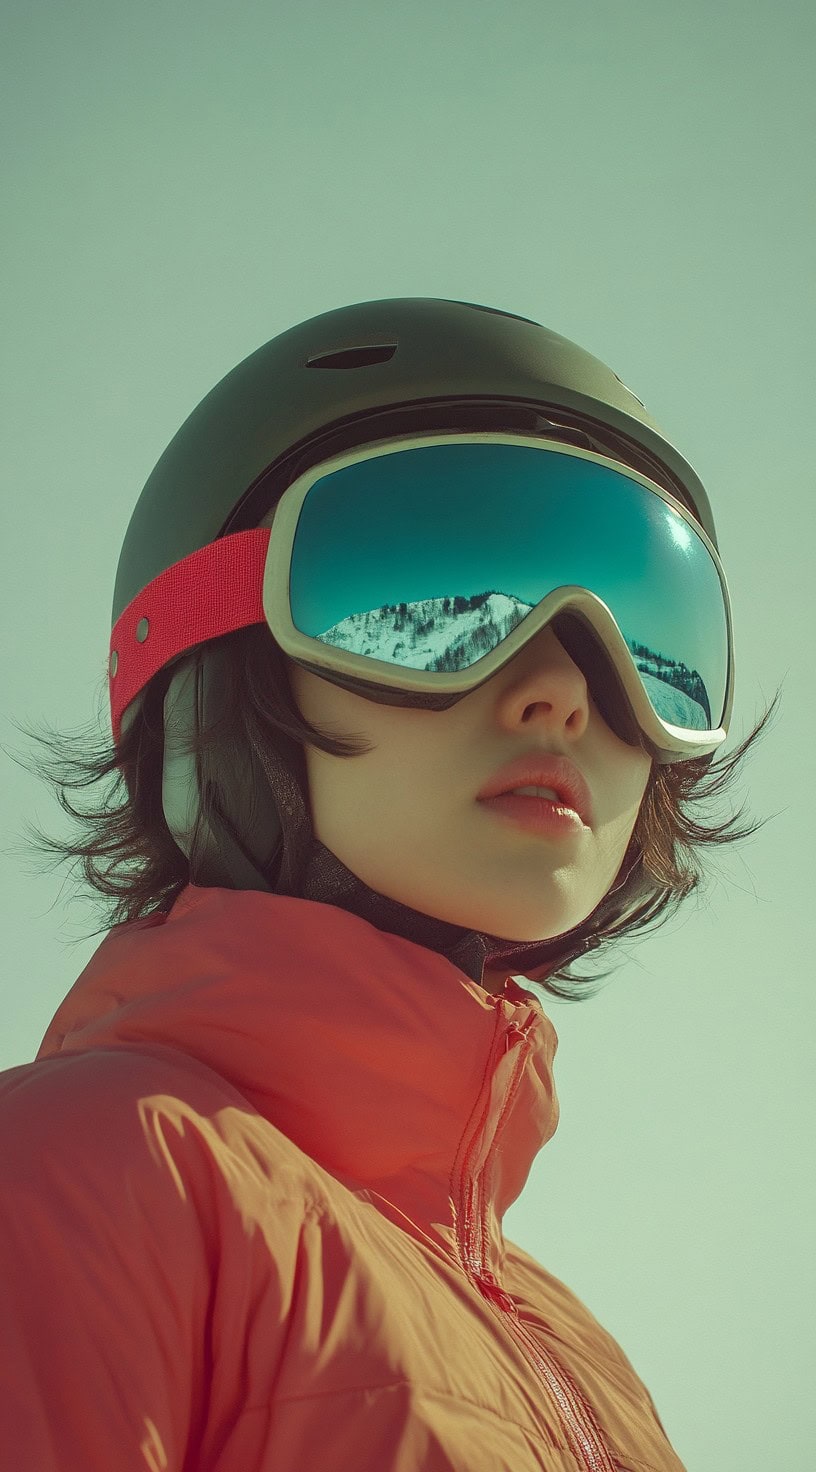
[477,751,593,826]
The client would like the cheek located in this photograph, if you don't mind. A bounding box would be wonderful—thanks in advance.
[617,748,652,815]
[597,755,651,860]
[302,749,384,849]
[617,763,652,861]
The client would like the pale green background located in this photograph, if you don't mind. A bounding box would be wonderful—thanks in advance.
[1,1,814,1466]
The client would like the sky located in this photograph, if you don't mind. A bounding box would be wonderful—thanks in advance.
[1,1,814,1465]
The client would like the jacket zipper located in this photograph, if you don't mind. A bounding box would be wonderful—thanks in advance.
[458,1018,619,1472]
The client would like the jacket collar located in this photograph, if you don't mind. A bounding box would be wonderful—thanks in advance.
[37,885,561,1267]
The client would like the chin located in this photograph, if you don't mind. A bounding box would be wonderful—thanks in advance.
[470,910,574,942]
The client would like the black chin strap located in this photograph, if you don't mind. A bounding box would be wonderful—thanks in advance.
[295,833,640,987]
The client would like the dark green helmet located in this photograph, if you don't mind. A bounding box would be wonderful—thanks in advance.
[113,296,716,634]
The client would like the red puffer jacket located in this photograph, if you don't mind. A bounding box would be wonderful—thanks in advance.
[0,884,685,1470]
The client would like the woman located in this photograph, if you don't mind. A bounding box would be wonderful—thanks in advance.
[0,297,777,1470]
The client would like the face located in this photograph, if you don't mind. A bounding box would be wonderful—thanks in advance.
[287,626,652,994]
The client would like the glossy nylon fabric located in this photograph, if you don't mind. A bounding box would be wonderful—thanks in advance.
[0,886,686,1472]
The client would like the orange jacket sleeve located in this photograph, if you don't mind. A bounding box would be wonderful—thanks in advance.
[0,1049,215,1471]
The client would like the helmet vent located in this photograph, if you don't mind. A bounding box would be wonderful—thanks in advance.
[306,343,397,370]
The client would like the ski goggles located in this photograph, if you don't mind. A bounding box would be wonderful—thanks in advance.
[109,432,734,763]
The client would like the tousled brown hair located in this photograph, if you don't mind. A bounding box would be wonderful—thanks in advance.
[1,621,783,1003]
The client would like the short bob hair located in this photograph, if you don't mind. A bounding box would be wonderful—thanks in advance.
[3,619,782,1003]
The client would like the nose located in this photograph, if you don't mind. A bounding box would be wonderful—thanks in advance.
[549,616,643,749]
[516,628,591,736]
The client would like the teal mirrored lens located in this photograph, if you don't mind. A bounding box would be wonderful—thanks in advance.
[289,442,729,732]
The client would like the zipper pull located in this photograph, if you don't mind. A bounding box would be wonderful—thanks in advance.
[504,1020,527,1053]
[476,1270,518,1317]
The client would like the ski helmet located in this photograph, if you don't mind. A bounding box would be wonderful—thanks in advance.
[109,297,723,985]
